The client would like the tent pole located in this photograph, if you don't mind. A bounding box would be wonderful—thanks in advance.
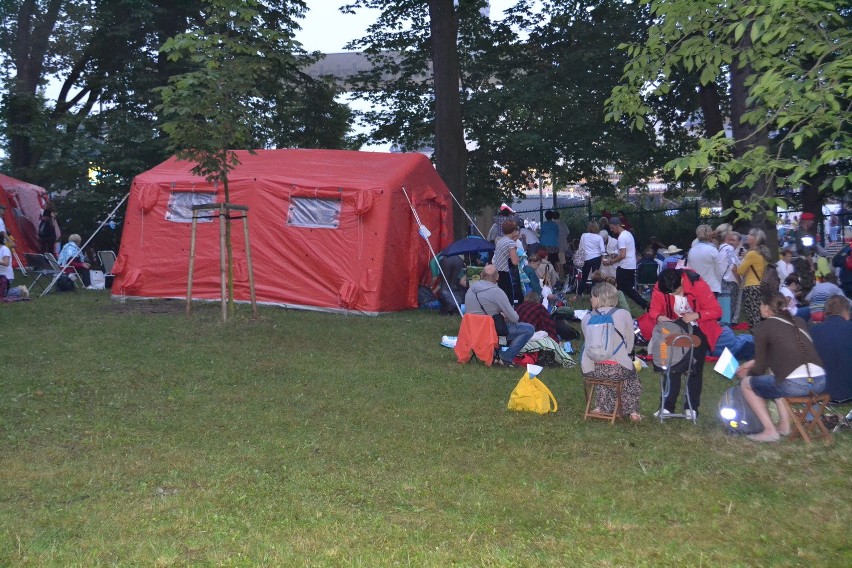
[446,190,485,239]
[242,210,257,319]
[186,210,199,316]
[41,192,129,297]
[219,205,227,322]
[401,186,462,316]
[11,247,26,275]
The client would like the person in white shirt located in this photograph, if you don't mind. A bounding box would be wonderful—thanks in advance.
[575,220,606,296]
[718,231,742,324]
[602,217,648,309]
[687,224,727,294]
[518,220,539,248]
[780,274,810,321]
[599,229,619,279]
[0,204,7,240]
[776,248,795,285]
[0,233,14,296]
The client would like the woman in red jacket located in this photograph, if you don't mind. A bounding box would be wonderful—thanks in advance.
[648,268,723,419]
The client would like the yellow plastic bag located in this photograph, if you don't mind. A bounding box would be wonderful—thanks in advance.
[507,365,557,414]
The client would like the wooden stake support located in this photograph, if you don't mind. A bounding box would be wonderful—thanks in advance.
[186,203,257,321]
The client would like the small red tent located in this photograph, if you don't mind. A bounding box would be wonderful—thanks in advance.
[0,174,50,264]
[113,149,454,314]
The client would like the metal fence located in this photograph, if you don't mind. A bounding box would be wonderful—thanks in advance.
[493,200,850,253]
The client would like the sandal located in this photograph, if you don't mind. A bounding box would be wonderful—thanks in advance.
[493,358,516,369]
[630,412,643,422]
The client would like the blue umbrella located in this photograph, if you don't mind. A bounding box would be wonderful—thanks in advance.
[440,236,494,257]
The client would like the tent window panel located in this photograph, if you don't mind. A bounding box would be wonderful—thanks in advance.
[287,197,341,229]
[165,192,215,223]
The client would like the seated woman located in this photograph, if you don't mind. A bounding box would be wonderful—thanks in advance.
[737,289,827,442]
[588,271,629,311]
[57,233,91,287]
[780,274,810,322]
[580,282,642,422]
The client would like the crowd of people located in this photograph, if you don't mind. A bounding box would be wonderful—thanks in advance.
[442,205,852,436]
[1,200,110,298]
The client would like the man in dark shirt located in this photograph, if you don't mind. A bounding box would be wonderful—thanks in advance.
[809,295,852,403]
[437,254,466,315]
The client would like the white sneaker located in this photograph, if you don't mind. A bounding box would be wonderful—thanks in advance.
[684,409,697,420]
[653,409,672,418]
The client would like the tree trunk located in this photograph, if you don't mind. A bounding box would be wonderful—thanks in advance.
[729,33,778,255]
[222,166,235,319]
[7,0,64,178]
[428,0,468,239]
[698,82,724,139]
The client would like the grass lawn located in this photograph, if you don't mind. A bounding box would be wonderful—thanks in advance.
[1,290,850,567]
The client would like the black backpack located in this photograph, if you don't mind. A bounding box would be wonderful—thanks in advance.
[56,274,76,292]
[38,219,55,240]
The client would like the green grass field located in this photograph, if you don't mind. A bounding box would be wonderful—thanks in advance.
[1,291,850,567]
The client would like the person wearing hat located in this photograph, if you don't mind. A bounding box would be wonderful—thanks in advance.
[661,244,683,270]
[794,211,826,256]
[602,217,649,310]
[486,204,521,242]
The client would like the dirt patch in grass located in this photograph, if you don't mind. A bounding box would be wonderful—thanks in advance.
[103,298,190,315]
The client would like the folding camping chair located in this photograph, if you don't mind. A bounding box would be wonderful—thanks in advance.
[454,313,506,366]
[98,250,116,288]
[44,253,83,291]
[98,250,116,275]
[23,253,59,294]
[658,332,702,424]
[636,261,659,299]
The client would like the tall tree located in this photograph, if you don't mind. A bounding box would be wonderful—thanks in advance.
[158,0,347,317]
[343,0,471,237]
[607,0,852,247]
[429,0,468,238]
[2,0,352,246]
[465,0,671,208]
[1,0,204,182]
[343,1,669,219]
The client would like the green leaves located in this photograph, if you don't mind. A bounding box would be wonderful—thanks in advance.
[608,0,852,212]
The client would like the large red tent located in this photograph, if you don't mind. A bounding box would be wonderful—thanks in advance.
[0,173,50,264]
[112,149,454,314]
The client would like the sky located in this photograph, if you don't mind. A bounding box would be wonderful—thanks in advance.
[295,1,519,152]
[296,1,517,53]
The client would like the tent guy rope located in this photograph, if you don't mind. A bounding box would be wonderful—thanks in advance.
[401,185,462,316]
[41,193,129,297]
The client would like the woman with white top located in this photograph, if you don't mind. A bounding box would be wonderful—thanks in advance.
[599,230,619,280]
[686,224,727,294]
[718,231,742,323]
[575,221,606,296]
[0,233,13,297]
